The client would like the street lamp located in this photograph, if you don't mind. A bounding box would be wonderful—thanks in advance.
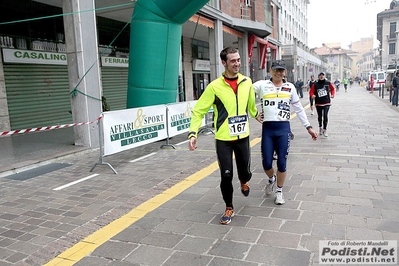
[386,34,389,71]
[384,34,390,99]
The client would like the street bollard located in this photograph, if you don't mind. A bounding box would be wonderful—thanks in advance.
[390,86,392,102]
[382,84,384,99]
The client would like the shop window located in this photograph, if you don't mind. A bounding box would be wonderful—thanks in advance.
[191,39,209,60]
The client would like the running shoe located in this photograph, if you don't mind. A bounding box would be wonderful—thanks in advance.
[241,182,250,197]
[319,127,323,135]
[273,151,278,160]
[220,208,235,225]
[265,176,276,195]
[311,110,314,115]
[323,130,328,137]
[274,192,285,205]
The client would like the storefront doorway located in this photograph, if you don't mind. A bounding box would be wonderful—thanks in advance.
[192,73,210,100]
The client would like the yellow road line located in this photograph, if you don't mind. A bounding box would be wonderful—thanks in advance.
[44,105,308,265]
[44,138,262,265]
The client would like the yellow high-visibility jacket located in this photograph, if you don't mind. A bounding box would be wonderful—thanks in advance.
[188,73,258,141]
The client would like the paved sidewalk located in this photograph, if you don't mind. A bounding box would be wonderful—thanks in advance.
[0,83,398,265]
[0,127,86,175]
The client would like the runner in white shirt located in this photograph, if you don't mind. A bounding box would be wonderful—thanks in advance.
[253,59,318,205]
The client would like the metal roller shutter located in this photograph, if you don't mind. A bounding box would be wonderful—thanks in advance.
[101,67,128,111]
[4,64,72,130]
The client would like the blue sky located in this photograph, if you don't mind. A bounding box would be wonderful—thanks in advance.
[307,0,392,48]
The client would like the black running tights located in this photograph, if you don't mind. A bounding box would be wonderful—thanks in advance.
[216,137,252,209]
[316,105,330,130]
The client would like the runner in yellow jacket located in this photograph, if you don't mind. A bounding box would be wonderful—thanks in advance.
[188,46,261,225]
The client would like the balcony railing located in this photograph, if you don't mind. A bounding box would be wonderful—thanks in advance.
[0,35,129,57]
[0,35,66,52]
[241,6,250,19]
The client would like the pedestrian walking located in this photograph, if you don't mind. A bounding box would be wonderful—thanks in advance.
[308,75,316,115]
[309,72,336,137]
[334,78,340,92]
[295,78,304,98]
[253,60,318,205]
[188,46,261,225]
[370,75,375,93]
[392,71,399,106]
[343,77,348,92]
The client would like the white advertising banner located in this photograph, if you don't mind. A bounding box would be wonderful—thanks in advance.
[102,105,167,156]
[167,101,197,137]
[166,100,210,138]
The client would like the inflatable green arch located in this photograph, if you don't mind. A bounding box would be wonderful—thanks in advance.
[126,0,209,108]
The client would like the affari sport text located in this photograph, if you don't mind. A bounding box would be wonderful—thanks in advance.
[109,109,164,135]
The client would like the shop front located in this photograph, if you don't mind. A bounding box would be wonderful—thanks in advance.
[192,59,210,99]
[1,47,130,130]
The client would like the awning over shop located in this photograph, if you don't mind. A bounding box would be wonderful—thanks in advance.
[248,34,277,69]
[189,15,244,38]
[189,14,214,28]
[222,25,243,38]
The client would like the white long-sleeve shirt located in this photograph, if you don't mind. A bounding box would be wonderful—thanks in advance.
[253,79,311,128]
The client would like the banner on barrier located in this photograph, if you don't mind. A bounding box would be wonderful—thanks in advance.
[102,105,167,156]
[167,101,201,138]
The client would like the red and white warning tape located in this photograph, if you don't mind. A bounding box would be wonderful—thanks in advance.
[0,115,102,137]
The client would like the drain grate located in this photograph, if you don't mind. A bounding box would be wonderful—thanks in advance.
[4,163,71,181]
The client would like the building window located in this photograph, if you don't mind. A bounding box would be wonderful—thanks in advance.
[270,4,274,27]
[191,39,209,60]
[389,43,396,55]
[207,0,218,9]
[390,22,397,39]
[264,1,272,25]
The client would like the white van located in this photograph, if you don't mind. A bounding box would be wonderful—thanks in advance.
[367,71,386,90]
